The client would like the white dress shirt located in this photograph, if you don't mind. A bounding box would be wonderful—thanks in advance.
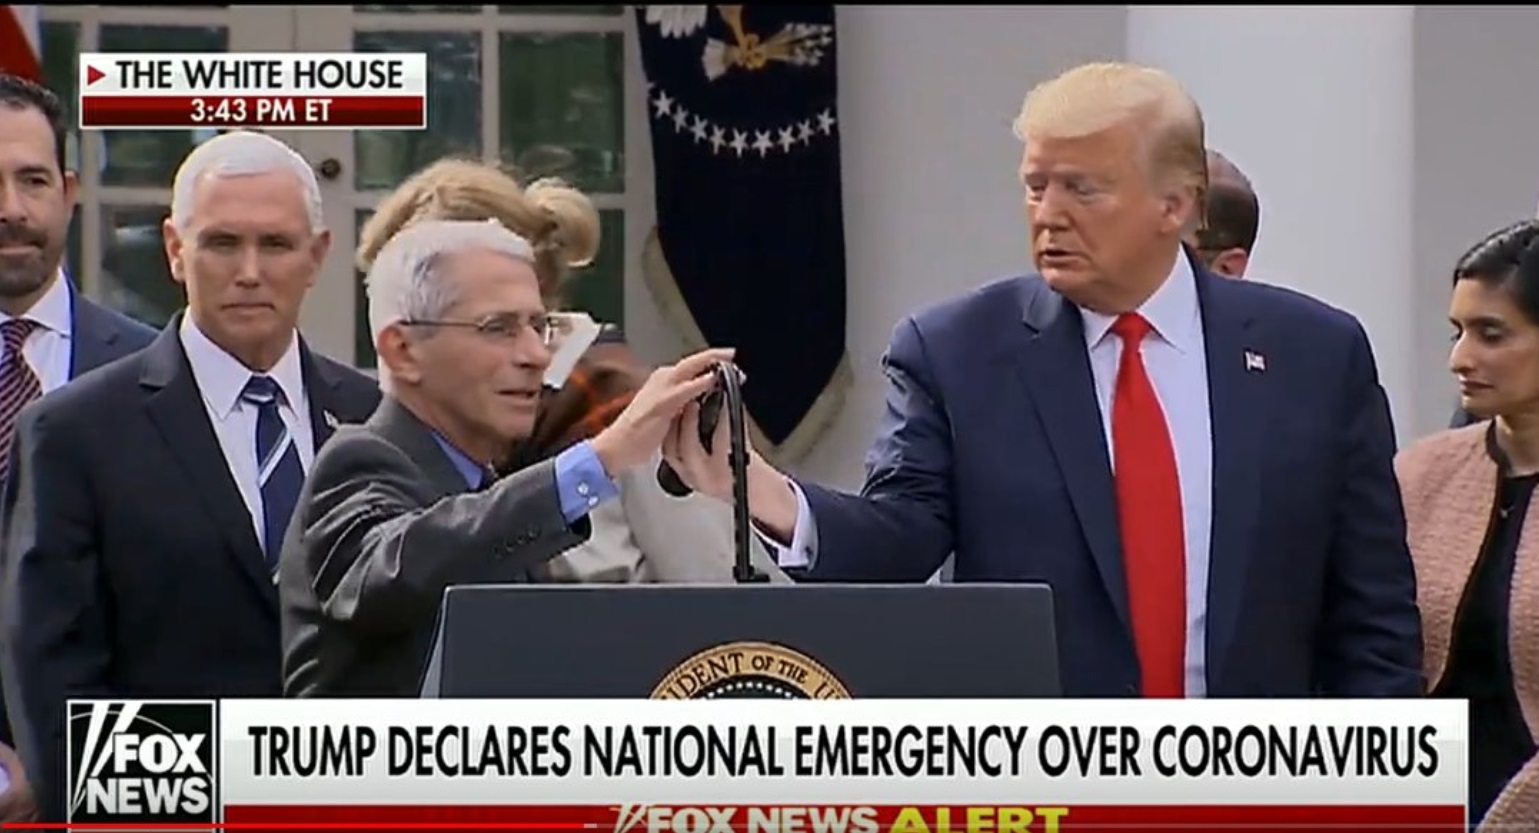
[179,314,315,554]
[0,273,75,394]
[772,253,1216,696]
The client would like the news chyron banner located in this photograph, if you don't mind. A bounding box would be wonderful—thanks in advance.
[66,699,1466,831]
[75,52,427,130]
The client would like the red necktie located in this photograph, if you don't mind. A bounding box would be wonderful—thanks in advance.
[0,318,42,487]
[1109,313,1186,698]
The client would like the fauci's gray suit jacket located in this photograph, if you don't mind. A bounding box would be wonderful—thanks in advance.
[278,396,588,698]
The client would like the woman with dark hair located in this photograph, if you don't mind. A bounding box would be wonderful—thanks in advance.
[1397,218,1539,828]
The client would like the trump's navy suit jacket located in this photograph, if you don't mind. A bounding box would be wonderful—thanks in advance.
[797,260,1422,698]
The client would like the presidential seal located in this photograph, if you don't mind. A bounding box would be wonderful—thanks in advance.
[651,641,850,699]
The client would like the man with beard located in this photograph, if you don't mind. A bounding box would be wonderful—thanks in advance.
[0,73,155,823]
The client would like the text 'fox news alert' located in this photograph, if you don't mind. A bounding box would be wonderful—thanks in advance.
[66,700,219,825]
[75,53,427,130]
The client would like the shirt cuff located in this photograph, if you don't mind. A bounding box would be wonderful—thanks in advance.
[553,440,621,524]
[754,479,818,569]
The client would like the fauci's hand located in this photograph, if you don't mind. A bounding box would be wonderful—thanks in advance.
[0,742,38,823]
[590,347,736,475]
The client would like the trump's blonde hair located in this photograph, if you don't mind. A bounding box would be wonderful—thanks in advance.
[357,158,600,302]
[1014,62,1208,216]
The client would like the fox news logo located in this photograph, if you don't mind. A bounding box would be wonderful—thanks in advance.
[67,700,217,824]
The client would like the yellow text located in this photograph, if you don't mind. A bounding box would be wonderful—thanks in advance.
[889,806,1070,833]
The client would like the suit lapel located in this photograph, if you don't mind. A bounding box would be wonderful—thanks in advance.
[139,317,277,609]
[1009,281,1132,634]
[369,397,477,499]
[67,292,123,377]
[1195,268,1266,686]
[300,346,344,447]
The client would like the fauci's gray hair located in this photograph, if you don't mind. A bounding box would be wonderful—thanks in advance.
[169,130,324,233]
[364,218,537,388]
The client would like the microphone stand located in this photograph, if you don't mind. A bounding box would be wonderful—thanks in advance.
[656,361,769,584]
[717,362,769,584]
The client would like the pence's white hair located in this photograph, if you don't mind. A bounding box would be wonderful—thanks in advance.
[169,131,324,233]
[365,218,537,391]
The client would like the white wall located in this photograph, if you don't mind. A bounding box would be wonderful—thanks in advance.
[621,6,1539,489]
[1410,6,1539,436]
[1127,6,1417,438]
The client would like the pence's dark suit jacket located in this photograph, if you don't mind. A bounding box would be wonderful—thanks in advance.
[0,315,379,822]
[0,292,156,751]
[279,396,589,699]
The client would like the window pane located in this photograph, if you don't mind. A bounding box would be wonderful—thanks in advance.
[499,33,623,193]
[560,209,622,325]
[353,31,480,191]
[41,22,82,285]
[100,205,179,328]
[97,25,229,187]
[499,6,623,14]
[354,210,376,368]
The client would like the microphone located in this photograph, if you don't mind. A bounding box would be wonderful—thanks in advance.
[657,361,769,585]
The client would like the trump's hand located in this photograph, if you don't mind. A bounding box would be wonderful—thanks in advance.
[661,389,800,543]
[661,395,734,501]
[590,347,736,475]
[0,742,38,823]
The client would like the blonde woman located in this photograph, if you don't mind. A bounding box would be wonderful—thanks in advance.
[1397,219,1539,828]
[357,158,786,584]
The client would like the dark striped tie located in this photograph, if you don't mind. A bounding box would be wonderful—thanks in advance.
[0,318,42,488]
[240,375,305,573]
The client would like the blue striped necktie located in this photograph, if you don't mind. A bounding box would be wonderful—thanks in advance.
[241,375,305,572]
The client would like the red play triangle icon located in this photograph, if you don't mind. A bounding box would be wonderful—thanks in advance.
[86,65,105,86]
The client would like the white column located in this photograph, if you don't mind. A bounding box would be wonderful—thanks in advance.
[1126,6,1418,442]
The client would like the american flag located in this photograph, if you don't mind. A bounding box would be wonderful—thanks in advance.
[0,5,41,81]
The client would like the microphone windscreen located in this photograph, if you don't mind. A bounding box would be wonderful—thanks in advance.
[656,460,693,497]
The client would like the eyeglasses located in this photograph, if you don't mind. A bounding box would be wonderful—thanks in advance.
[399,311,574,346]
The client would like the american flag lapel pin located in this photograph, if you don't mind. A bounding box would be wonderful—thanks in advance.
[1244,350,1266,373]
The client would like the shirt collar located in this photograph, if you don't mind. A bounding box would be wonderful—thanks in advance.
[432,432,492,490]
[1,271,74,337]
[177,312,305,421]
[1078,250,1201,354]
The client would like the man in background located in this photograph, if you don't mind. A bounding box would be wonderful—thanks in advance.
[1188,149,1260,279]
[0,131,379,821]
[0,72,157,822]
